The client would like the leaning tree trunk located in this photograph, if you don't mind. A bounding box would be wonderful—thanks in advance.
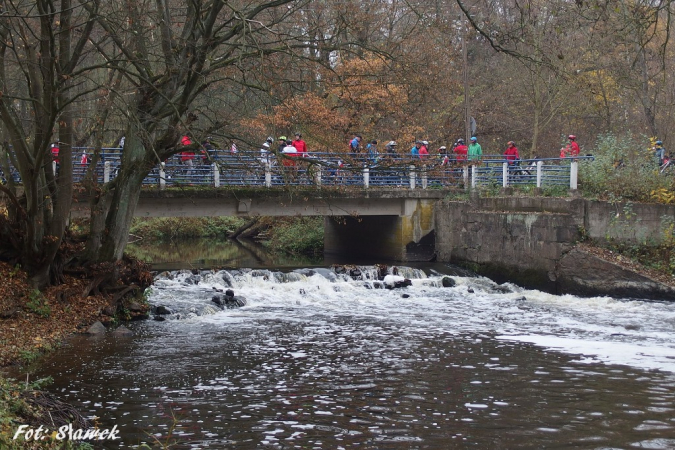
[94,131,150,262]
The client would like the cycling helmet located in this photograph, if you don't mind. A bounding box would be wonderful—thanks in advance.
[266,136,274,143]
[422,140,429,146]
[387,141,397,146]
[295,132,302,137]
[470,136,477,142]
[457,138,465,144]
[508,141,515,146]
[568,135,576,140]
[278,135,287,141]
[439,146,447,150]
[656,140,663,145]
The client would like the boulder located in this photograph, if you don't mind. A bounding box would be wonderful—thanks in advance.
[127,302,146,313]
[155,305,172,315]
[212,294,247,309]
[441,277,456,288]
[85,321,106,335]
[383,275,412,289]
[112,325,133,336]
[185,274,201,285]
[212,296,224,307]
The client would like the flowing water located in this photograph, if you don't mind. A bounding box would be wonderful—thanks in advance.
[33,263,675,449]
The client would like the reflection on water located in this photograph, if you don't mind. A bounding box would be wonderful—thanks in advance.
[126,237,322,270]
[31,267,675,449]
[38,326,675,450]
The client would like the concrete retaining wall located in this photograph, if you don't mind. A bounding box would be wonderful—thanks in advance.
[435,197,675,295]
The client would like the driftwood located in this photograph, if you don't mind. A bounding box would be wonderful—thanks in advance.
[21,390,90,429]
[229,217,260,239]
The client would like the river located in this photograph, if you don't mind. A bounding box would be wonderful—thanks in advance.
[32,239,675,449]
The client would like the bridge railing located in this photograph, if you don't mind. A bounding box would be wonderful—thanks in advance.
[1,147,591,190]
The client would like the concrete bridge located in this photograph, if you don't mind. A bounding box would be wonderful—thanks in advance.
[73,188,449,261]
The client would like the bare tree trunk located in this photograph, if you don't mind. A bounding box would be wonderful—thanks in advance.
[96,128,149,262]
[637,45,658,137]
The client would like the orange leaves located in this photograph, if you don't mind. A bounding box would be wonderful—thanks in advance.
[243,53,410,150]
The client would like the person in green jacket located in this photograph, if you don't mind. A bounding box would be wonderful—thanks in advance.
[468,136,482,161]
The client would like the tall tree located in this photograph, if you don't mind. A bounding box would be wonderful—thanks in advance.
[82,0,323,263]
[0,0,98,287]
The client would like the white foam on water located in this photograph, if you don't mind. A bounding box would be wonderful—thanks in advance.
[148,266,675,373]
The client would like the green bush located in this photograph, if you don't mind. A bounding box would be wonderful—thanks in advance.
[129,217,246,240]
[25,290,50,318]
[264,217,324,255]
[579,133,674,202]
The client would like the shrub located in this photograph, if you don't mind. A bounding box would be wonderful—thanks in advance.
[129,217,246,240]
[579,133,674,202]
[264,217,324,255]
[25,290,50,318]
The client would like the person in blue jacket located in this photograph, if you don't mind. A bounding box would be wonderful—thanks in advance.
[349,135,362,153]
[410,141,422,158]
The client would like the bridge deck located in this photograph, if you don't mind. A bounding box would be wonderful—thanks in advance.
[70,188,454,218]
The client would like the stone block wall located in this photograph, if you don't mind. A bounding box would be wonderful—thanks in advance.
[435,197,675,296]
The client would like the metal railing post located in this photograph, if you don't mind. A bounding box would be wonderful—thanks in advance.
[159,162,166,190]
[213,163,220,187]
[502,162,508,187]
[471,165,477,188]
[463,165,469,189]
[104,161,111,183]
[536,160,543,188]
[570,160,578,190]
[363,167,369,188]
[421,165,427,189]
[265,162,272,188]
[409,164,416,189]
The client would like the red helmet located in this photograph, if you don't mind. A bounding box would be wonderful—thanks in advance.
[568,135,576,140]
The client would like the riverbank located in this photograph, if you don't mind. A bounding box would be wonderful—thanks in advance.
[0,262,113,449]
[0,262,112,367]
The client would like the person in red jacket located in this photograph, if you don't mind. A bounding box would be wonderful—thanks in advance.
[180,135,196,177]
[454,138,468,161]
[504,141,520,165]
[560,135,580,158]
[292,133,307,157]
